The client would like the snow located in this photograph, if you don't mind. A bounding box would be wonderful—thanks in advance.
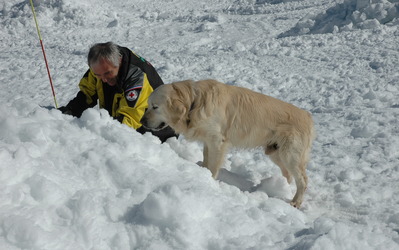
[1,0,399,249]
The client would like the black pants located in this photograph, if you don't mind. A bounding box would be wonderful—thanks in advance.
[137,126,178,143]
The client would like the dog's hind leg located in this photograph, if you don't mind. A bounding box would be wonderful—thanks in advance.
[289,160,308,208]
[265,141,308,208]
[268,152,292,184]
[283,151,309,208]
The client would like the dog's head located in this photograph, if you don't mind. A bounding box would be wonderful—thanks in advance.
[141,80,194,132]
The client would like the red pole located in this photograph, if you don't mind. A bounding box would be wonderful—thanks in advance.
[39,40,58,108]
[30,0,58,108]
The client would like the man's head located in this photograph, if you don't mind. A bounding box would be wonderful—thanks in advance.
[88,42,122,86]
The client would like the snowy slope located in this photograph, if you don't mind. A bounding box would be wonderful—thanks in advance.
[1,0,399,249]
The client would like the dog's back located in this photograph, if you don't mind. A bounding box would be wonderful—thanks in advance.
[192,79,314,150]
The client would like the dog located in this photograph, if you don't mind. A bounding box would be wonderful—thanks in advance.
[141,79,315,208]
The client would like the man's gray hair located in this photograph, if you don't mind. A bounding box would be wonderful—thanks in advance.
[88,42,122,67]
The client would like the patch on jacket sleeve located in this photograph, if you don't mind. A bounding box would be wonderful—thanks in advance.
[125,86,142,105]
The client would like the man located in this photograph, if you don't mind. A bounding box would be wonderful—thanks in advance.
[59,42,177,142]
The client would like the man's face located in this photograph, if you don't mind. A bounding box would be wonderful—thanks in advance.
[91,58,120,86]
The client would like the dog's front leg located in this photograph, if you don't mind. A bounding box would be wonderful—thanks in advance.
[203,140,228,179]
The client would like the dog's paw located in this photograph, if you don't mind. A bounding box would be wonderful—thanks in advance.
[290,200,302,208]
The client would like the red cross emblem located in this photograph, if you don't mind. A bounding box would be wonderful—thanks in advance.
[126,90,138,101]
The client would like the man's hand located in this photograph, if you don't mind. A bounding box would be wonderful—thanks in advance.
[58,106,73,115]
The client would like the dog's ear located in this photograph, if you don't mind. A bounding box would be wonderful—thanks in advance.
[169,99,188,125]
[171,81,193,103]
[169,82,194,125]
[171,98,186,113]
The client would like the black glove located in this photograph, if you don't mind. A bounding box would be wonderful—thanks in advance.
[58,106,73,116]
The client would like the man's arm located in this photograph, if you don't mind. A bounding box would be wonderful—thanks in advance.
[115,73,154,129]
[59,70,98,117]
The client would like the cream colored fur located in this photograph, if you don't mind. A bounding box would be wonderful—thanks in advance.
[141,79,315,208]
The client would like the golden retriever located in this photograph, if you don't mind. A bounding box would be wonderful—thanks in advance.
[141,79,315,208]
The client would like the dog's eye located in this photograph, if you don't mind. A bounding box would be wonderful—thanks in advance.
[153,105,158,110]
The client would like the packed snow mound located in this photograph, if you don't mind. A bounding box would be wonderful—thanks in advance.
[279,0,399,37]
[225,0,302,15]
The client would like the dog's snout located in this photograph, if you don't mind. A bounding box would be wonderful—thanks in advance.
[140,115,147,127]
